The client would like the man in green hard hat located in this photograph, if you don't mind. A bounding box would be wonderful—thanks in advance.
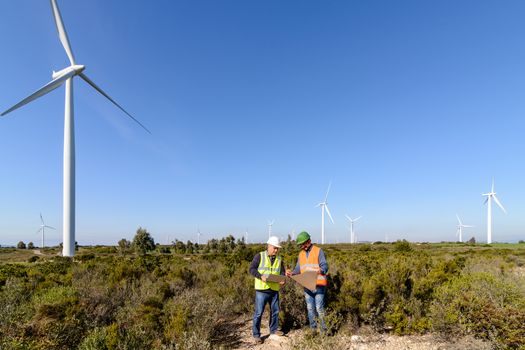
[286,231,328,333]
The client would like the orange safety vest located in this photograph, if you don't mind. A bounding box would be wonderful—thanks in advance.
[299,245,327,286]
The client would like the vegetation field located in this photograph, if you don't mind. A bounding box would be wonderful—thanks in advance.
[1,236,525,349]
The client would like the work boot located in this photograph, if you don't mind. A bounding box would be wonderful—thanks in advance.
[253,336,263,344]
[272,330,285,336]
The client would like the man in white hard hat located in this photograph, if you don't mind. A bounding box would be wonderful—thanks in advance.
[249,236,286,344]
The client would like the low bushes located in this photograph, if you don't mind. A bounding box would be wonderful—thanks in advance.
[430,272,525,348]
[1,243,525,348]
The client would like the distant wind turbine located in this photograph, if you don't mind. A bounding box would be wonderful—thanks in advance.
[482,179,506,244]
[455,214,473,243]
[267,220,274,238]
[36,213,55,248]
[197,226,201,245]
[245,229,249,244]
[1,0,150,257]
[316,182,334,244]
[345,215,362,244]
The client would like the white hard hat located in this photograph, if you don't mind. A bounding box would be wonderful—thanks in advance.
[267,236,281,248]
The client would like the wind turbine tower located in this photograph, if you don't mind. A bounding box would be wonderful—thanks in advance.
[455,214,473,243]
[482,180,506,244]
[316,182,334,245]
[197,226,201,245]
[1,0,149,257]
[36,213,55,248]
[267,220,274,238]
[345,215,362,244]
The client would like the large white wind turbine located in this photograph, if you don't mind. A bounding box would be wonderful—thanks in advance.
[267,220,275,238]
[316,182,334,244]
[345,215,362,244]
[36,213,55,248]
[1,1,150,257]
[455,214,473,243]
[482,180,506,244]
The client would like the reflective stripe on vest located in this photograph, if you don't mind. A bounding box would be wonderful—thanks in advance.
[254,251,282,291]
[299,245,328,286]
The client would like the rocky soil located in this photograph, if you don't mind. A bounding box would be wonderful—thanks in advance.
[233,319,491,350]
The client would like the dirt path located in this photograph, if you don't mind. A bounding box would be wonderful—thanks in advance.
[233,319,491,350]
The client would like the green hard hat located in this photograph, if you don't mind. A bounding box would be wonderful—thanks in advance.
[296,231,311,245]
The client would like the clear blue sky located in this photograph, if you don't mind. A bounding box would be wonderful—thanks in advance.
[1,0,524,246]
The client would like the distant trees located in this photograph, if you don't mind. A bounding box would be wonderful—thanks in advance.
[393,239,413,252]
[282,234,294,252]
[117,238,131,254]
[158,245,171,254]
[27,242,34,249]
[185,240,194,254]
[165,235,249,255]
[132,227,155,254]
[17,241,26,249]
[59,241,79,251]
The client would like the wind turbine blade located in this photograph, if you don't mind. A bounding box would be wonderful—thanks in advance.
[483,197,489,205]
[354,216,362,222]
[491,178,495,193]
[325,205,334,224]
[493,195,507,214]
[36,228,42,235]
[456,214,462,225]
[40,213,44,225]
[324,182,332,202]
[463,225,474,228]
[345,214,351,222]
[78,73,151,134]
[50,0,76,65]
[45,225,56,230]
[1,73,73,116]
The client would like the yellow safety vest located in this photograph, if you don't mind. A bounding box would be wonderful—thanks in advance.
[254,251,282,291]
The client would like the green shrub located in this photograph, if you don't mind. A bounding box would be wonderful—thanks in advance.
[28,256,40,263]
[393,239,413,252]
[78,327,108,350]
[430,272,525,348]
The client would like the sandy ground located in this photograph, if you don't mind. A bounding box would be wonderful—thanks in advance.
[232,319,491,350]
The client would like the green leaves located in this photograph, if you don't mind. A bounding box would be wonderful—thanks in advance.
[132,227,155,255]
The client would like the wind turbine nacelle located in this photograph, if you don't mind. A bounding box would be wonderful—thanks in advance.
[52,65,85,79]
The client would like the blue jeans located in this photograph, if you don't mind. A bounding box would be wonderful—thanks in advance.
[252,290,280,337]
[304,286,326,331]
